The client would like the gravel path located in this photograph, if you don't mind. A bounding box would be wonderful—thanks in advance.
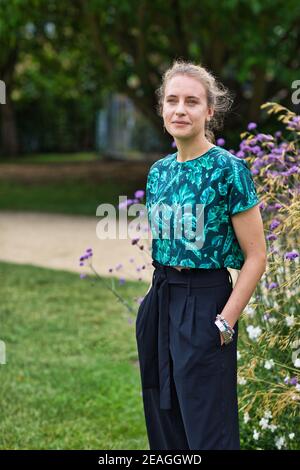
[0,210,238,286]
[0,211,154,283]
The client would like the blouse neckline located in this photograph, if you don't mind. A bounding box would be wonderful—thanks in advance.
[174,145,218,165]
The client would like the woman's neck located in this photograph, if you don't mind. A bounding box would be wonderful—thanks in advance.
[175,139,215,163]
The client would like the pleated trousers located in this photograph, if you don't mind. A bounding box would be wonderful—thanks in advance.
[135,259,240,450]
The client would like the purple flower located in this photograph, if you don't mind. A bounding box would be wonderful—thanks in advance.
[118,199,134,209]
[256,133,271,142]
[288,116,300,130]
[269,219,281,231]
[131,238,139,245]
[290,377,298,386]
[285,251,299,261]
[248,122,257,131]
[118,200,128,210]
[286,166,299,176]
[236,150,245,158]
[134,190,145,199]
[216,138,225,146]
[267,234,277,241]
[79,262,84,266]
[268,282,278,289]
[119,277,126,285]
[80,273,87,279]
[265,142,275,149]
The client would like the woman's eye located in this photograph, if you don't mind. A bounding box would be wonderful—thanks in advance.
[167,100,197,105]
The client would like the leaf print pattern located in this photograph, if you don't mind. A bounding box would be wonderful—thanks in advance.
[146,146,260,269]
[199,187,216,205]
[228,157,260,215]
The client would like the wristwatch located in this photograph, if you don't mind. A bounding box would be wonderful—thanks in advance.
[214,317,234,345]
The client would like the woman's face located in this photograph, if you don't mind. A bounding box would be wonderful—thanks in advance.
[162,74,213,140]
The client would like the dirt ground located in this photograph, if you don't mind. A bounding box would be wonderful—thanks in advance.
[0,210,154,284]
[0,210,239,288]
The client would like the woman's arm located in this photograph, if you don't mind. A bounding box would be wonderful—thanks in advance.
[220,205,267,329]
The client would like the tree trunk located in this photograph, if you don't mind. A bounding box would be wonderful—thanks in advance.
[0,93,19,157]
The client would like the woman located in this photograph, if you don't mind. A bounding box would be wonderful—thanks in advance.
[135,60,267,450]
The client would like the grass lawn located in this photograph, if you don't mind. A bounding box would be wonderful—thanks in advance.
[0,261,148,450]
[0,180,140,216]
[0,152,100,164]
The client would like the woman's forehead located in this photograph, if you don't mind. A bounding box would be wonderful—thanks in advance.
[165,76,206,98]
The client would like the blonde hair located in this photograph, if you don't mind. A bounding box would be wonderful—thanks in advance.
[155,59,235,143]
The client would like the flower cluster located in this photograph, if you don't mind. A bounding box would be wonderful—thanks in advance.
[229,102,300,450]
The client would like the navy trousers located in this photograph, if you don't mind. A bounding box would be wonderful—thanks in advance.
[135,259,240,450]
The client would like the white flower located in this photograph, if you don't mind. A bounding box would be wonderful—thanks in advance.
[237,350,241,360]
[259,417,269,429]
[289,433,295,440]
[246,325,262,341]
[243,412,250,423]
[253,429,260,440]
[264,359,275,370]
[264,410,272,419]
[293,358,300,368]
[285,315,295,327]
[275,436,286,449]
[295,384,300,391]
[269,317,277,324]
[245,306,256,317]
[269,424,277,433]
[238,376,247,385]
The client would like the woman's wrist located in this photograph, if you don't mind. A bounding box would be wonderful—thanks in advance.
[215,314,235,344]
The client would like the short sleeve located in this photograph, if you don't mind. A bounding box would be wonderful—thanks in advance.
[228,158,260,215]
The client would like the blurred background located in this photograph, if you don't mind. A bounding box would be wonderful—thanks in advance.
[0,0,299,450]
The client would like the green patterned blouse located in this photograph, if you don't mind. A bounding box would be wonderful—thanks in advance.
[146,145,260,270]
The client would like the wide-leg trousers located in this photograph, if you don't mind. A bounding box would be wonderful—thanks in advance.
[135,259,240,450]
